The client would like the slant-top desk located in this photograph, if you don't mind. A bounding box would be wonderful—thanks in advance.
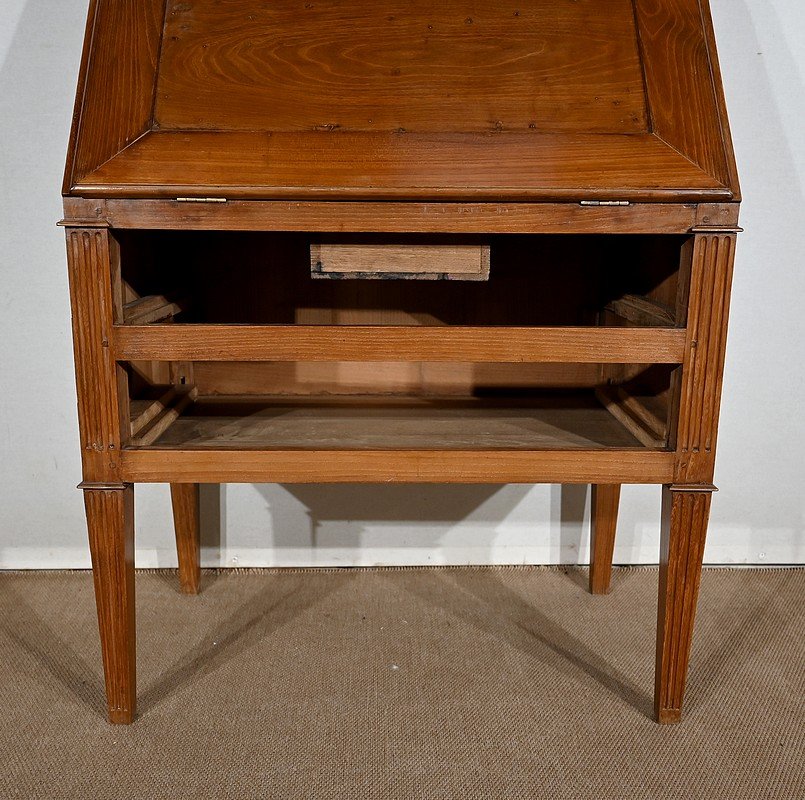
[62,0,740,724]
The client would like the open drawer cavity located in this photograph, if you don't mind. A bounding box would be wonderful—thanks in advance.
[114,231,691,328]
[123,361,677,452]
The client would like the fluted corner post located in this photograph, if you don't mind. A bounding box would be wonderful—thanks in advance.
[67,227,136,723]
[655,230,736,723]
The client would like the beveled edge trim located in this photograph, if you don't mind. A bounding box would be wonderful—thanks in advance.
[632,0,737,195]
[58,219,111,228]
[78,481,129,491]
[690,226,743,234]
[67,129,733,203]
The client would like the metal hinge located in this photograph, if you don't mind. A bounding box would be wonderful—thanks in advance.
[579,200,631,207]
[176,197,227,204]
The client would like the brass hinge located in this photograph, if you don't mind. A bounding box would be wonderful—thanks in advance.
[579,200,631,207]
[176,197,228,204]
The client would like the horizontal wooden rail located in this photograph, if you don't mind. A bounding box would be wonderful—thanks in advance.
[120,449,674,484]
[113,325,686,364]
[62,198,704,234]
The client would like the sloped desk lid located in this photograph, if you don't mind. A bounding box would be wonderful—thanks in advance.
[64,0,739,202]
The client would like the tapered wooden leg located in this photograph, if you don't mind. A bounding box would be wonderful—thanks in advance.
[589,484,621,595]
[84,484,136,724]
[655,485,712,724]
[170,483,201,595]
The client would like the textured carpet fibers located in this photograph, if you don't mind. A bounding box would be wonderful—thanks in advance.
[0,567,802,799]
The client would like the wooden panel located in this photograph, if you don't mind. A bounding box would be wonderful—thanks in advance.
[65,0,738,203]
[634,0,736,193]
[67,0,165,186]
[64,198,703,234]
[192,362,604,396]
[155,0,647,135]
[311,243,490,280]
[120,449,674,484]
[113,325,687,364]
[72,130,729,202]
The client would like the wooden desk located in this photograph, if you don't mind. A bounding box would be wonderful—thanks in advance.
[62,0,740,724]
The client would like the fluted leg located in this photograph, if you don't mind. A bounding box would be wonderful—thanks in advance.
[655,485,712,723]
[84,484,136,724]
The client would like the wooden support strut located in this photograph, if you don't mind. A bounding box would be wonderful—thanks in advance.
[589,484,621,595]
[170,484,201,595]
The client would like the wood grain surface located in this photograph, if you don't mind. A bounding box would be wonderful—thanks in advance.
[155,0,647,134]
[655,485,712,723]
[674,233,736,483]
[64,0,739,202]
[140,394,647,451]
[311,242,490,279]
[589,484,622,595]
[66,0,164,190]
[634,0,737,195]
[84,485,136,724]
[170,483,201,595]
[64,198,704,235]
[190,362,606,397]
[120,449,674,485]
[74,130,729,201]
[112,325,687,364]
[66,229,129,482]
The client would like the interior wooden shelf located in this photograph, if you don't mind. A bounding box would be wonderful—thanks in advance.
[126,392,668,452]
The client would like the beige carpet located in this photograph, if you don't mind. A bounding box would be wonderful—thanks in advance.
[0,567,802,800]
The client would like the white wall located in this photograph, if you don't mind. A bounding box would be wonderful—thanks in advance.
[0,0,802,569]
